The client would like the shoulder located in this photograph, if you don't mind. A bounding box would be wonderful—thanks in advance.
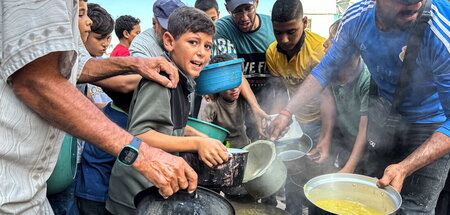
[215,16,236,32]
[335,0,375,40]
[305,31,327,50]
[266,41,278,56]
[427,0,450,54]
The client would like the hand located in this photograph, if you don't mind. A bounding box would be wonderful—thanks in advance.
[337,166,355,174]
[376,163,407,192]
[251,106,271,139]
[134,145,198,198]
[307,141,330,164]
[269,114,292,141]
[185,125,208,138]
[196,137,229,167]
[133,56,179,88]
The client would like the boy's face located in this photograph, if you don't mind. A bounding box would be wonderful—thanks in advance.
[273,17,307,52]
[78,1,92,43]
[204,8,220,21]
[163,31,213,78]
[323,31,336,54]
[219,87,241,102]
[126,24,141,43]
[84,32,112,57]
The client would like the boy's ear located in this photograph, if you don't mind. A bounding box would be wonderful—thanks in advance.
[123,30,130,39]
[302,17,308,30]
[163,32,175,52]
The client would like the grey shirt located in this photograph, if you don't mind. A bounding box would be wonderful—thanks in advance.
[198,97,251,148]
[129,28,165,58]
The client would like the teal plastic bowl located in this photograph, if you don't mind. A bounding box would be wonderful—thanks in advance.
[47,134,77,195]
[187,117,230,143]
[195,58,243,95]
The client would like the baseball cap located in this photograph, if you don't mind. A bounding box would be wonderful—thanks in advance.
[225,0,256,12]
[153,0,185,29]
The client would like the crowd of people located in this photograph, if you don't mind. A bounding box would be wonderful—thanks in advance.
[0,0,449,214]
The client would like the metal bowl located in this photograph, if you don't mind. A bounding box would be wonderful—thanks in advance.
[304,173,402,215]
[275,134,313,175]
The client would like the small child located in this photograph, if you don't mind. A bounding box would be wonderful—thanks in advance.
[106,7,229,214]
[194,0,220,21]
[111,15,141,57]
[197,54,251,149]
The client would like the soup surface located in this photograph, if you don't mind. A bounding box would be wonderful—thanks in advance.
[314,199,383,215]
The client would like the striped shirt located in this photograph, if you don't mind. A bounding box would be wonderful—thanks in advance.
[0,0,83,214]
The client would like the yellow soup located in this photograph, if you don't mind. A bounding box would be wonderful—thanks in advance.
[314,199,383,215]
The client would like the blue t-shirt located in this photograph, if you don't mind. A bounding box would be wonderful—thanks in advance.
[311,0,450,136]
[75,103,127,202]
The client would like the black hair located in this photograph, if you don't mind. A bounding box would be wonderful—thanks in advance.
[103,88,133,112]
[210,54,234,64]
[194,0,219,12]
[271,0,304,22]
[87,3,114,37]
[81,0,87,2]
[167,6,215,40]
[115,15,141,39]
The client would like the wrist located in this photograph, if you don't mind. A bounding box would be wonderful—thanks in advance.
[279,110,292,118]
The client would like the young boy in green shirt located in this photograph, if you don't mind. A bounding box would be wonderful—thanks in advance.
[106,7,229,214]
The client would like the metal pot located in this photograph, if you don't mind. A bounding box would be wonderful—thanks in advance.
[179,148,248,188]
[275,134,313,175]
[135,186,235,215]
[304,173,402,215]
[242,140,287,199]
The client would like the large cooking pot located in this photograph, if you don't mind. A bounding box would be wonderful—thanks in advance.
[180,148,248,188]
[304,173,402,215]
[276,134,313,175]
[228,199,289,215]
[242,140,287,199]
[135,186,235,215]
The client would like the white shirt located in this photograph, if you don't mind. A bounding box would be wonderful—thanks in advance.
[0,0,82,214]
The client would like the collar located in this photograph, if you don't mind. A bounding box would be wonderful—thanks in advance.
[110,102,128,115]
[162,52,196,93]
[276,31,306,57]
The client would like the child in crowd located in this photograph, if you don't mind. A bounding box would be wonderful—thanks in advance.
[325,19,370,174]
[266,0,336,214]
[194,0,220,21]
[106,7,229,214]
[197,54,251,149]
[111,15,141,57]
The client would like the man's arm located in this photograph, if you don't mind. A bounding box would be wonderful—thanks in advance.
[307,87,336,163]
[78,56,178,88]
[93,74,142,93]
[339,115,368,173]
[10,52,197,198]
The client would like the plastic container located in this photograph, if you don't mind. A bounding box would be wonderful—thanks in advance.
[46,134,78,195]
[195,58,243,95]
[187,117,230,143]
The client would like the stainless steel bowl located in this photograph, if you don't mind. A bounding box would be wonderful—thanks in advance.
[304,173,402,215]
[275,134,313,175]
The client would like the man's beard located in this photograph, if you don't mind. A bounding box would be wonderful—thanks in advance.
[376,4,417,31]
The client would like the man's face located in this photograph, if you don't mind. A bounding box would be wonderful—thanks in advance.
[84,32,112,57]
[230,2,258,32]
[163,31,213,78]
[153,17,166,41]
[204,8,220,21]
[273,18,307,52]
[78,1,92,43]
[376,0,424,31]
[219,87,241,102]
[127,24,141,42]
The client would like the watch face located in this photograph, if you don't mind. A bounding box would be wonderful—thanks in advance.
[118,147,138,166]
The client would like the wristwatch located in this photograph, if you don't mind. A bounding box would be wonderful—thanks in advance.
[117,137,142,166]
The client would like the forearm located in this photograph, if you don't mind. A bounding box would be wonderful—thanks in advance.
[78,57,139,83]
[342,116,368,171]
[184,125,207,137]
[398,132,450,176]
[137,130,201,152]
[11,52,131,157]
[93,74,142,93]
[285,75,325,115]
[317,88,336,145]
[240,76,260,109]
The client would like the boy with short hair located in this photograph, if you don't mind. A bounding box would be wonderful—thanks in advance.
[197,54,251,149]
[111,15,141,57]
[266,0,336,214]
[195,0,220,21]
[106,7,229,214]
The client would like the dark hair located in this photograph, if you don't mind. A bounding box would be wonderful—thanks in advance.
[88,3,114,37]
[329,18,342,36]
[103,88,133,112]
[271,0,304,22]
[194,0,219,12]
[81,0,87,2]
[115,15,141,39]
[167,6,215,40]
[210,54,234,64]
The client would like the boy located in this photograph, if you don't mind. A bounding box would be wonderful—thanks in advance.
[195,0,220,21]
[106,7,229,214]
[266,0,336,214]
[198,54,251,149]
[111,15,141,57]
[324,19,370,175]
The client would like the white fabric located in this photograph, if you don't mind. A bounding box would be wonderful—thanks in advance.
[0,0,80,214]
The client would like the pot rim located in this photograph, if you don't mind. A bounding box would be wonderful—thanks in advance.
[242,140,277,182]
[187,117,231,134]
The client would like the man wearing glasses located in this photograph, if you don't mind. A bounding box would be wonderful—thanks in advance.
[213,0,282,141]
